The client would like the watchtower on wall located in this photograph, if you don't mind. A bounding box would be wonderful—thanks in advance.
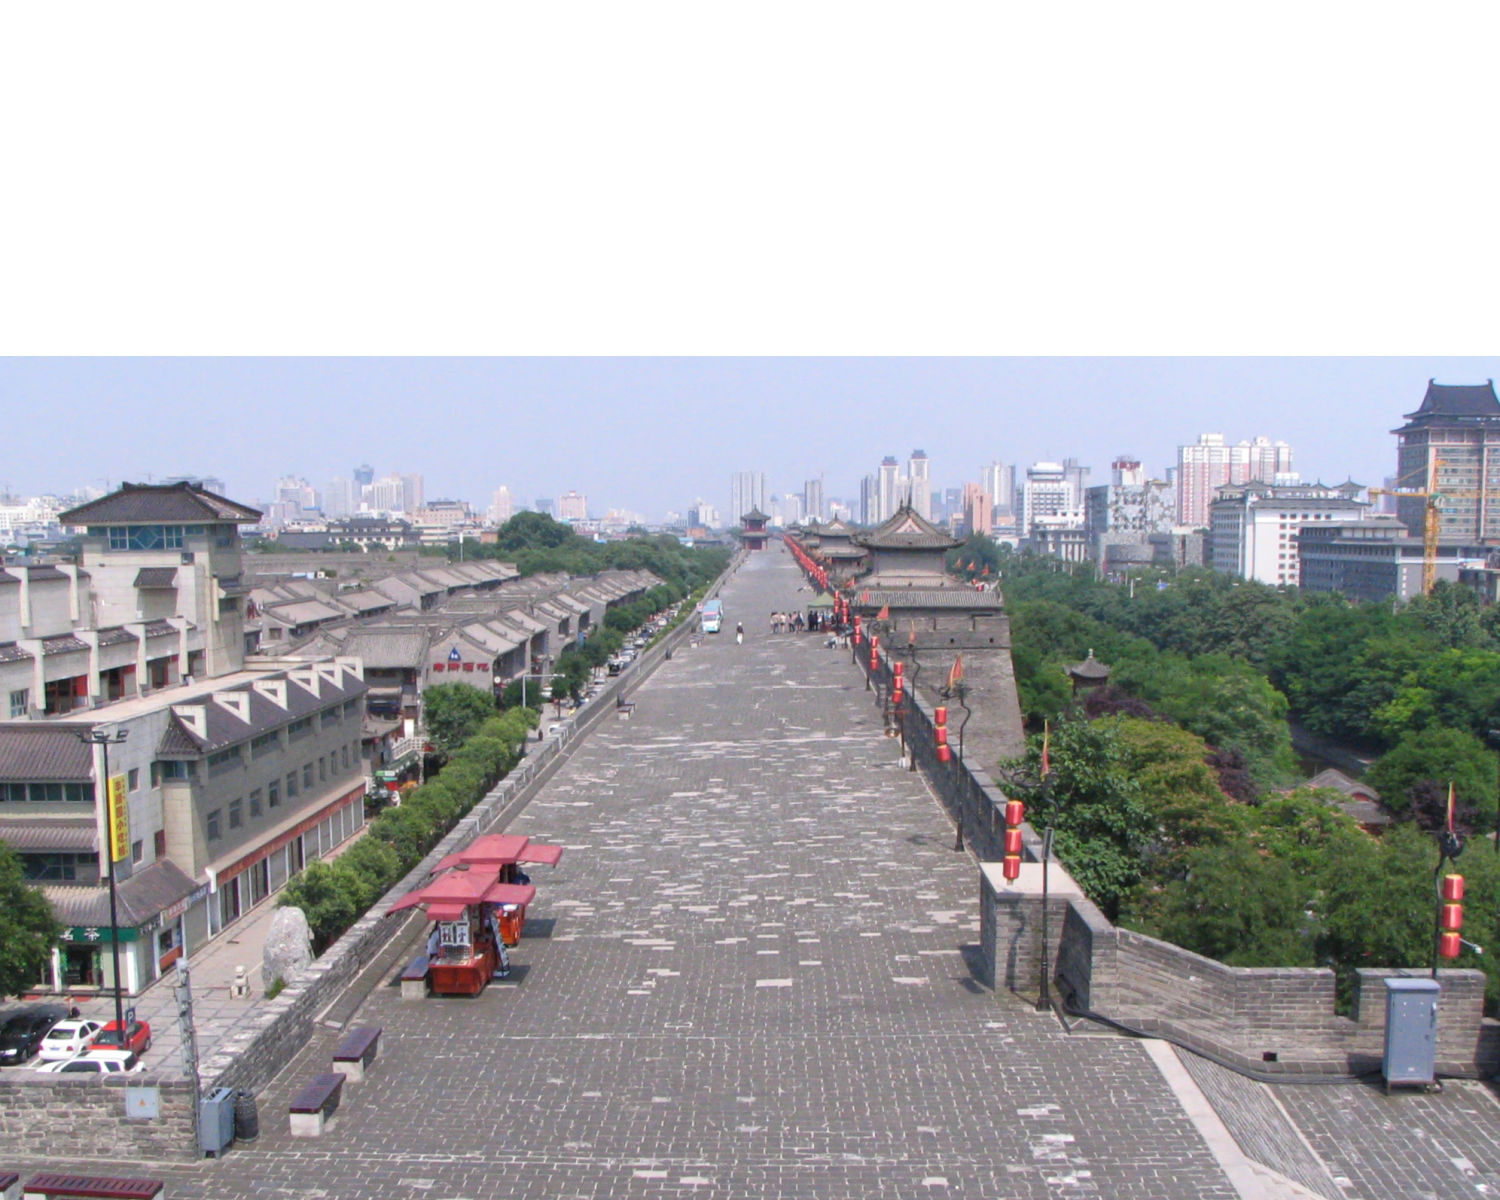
[848,505,1025,764]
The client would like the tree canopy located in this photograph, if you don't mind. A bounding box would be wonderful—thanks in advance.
[0,843,61,998]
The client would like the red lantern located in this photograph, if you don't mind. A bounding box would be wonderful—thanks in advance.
[892,662,903,679]
[891,684,903,703]
[1440,931,1463,959]
[1441,903,1464,932]
[934,727,947,745]
[934,706,947,727]
[1442,874,1465,902]
[938,744,952,763]
[1004,828,1024,855]
[1001,855,1020,881]
[1005,800,1025,826]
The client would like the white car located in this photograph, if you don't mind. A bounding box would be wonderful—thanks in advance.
[36,1018,103,1061]
[36,1048,143,1075]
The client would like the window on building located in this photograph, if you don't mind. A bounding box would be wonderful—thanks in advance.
[249,788,262,819]
[154,829,166,858]
[158,759,194,781]
[286,771,298,799]
[251,731,279,756]
[207,746,243,776]
[318,756,326,782]
[320,707,339,728]
[206,809,222,841]
[105,524,187,551]
[302,763,314,789]
[127,768,139,791]
[287,718,313,742]
[8,689,28,718]
[268,779,280,808]
[131,839,143,864]
[342,744,350,770]
[229,798,243,829]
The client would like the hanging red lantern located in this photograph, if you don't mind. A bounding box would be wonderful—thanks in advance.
[1004,828,1024,856]
[934,706,947,727]
[1005,800,1025,826]
[1002,855,1021,881]
[1442,874,1465,902]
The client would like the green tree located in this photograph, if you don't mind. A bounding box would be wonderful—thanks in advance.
[0,844,60,998]
[278,861,358,954]
[1000,719,1150,919]
[1366,726,1497,824]
[423,682,497,753]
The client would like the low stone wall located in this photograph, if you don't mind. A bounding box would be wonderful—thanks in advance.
[855,638,1500,1078]
[0,1073,199,1163]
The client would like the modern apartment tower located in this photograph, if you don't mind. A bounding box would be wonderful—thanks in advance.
[1177,434,1294,528]
[908,450,932,521]
[1392,380,1500,543]
[803,477,825,524]
[730,471,768,526]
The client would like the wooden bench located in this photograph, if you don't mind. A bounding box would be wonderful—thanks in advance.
[287,1072,344,1138]
[22,1175,162,1200]
[400,953,429,1001]
[616,696,636,717]
[331,1025,381,1083]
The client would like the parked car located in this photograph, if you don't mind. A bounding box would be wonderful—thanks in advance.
[37,1018,103,1061]
[35,1049,143,1075]
[0,1005,70,1066]
[94,1017,151,1055]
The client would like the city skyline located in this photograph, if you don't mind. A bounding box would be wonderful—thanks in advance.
[6,357,1500,520]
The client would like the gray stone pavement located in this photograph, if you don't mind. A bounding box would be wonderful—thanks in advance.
[18,550,1500,1198]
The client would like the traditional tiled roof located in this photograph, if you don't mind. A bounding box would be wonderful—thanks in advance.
[1068,653,1111,680]
[46,859,200,927]
[1304,768,1380,802]
[0,817,98,852]
[155,663,367,755]
[265,599,345,626]
[96,627,138,647]
[853,589,1004,609]
[59,481,261,526]
[24,565,70,582]
[338,629,430,670]
[133,567,178,588]
[0,643,34,663]
[0,725,96,780]
[1404,379,1500,421]
[142,619,180,638]
[340,590,397,613]
[41,634,89,655]
[852,505,961,551]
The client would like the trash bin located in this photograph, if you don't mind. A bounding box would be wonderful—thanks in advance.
[234,1088,260,1143]
[199,1086,235,1156]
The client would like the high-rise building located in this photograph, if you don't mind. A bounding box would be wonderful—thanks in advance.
[803,476,825,524]
[1177,434,1294,528]
[688,499,719,529]
[730,471,767,526]
[323,477,357,519]
[962,483,992,536]
[1020,462,1083,536]
[534,497,555,518]
[1392,379,1500,543]
[488,485,515,526]
[557,491,588,522]
[859,475,878,525]
[876,456,901,522]
[907,451,931,521]
[353,463,375,487]
[981,462,1015,528]
[1209,480,1366,586]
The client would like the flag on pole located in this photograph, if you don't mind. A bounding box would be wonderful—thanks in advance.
[908,620,917,646]
[947,654,964,692]
[877,604,890,620]
[1447,780,1456,834]
[1041,720,1051,779]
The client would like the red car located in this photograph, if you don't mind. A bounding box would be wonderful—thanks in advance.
[94,1018,150,1055]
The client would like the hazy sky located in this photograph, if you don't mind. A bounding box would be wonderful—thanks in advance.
[5,357,1498,520]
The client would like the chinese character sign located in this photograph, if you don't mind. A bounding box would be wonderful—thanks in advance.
[107,773,129,863]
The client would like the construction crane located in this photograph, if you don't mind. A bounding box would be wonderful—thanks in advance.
[1370,458,1500,596]
[1369,463,1441,595]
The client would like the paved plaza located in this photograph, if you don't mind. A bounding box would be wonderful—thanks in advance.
[21,550,1500,1198]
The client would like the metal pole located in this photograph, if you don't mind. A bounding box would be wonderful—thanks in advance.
[81,728,129,1040]
[1038,824,1054,1011]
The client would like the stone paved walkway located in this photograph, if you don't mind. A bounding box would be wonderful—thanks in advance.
[23,549,1500,1199]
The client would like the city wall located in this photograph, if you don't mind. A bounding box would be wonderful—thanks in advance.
[856,636,1500,1079]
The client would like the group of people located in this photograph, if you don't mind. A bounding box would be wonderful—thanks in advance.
[769,611,807,634]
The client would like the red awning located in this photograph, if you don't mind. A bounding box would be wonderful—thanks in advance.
[426,902,469,921]
[518,843,564,867]
[431,833,532,874]
[480,882,536,907]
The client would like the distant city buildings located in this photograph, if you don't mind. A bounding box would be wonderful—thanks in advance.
[729,471,767,526]
[1209,480,1365,587]
[1392,380,1500,544]
[557,491,588,522]
[1176,433,1294,528]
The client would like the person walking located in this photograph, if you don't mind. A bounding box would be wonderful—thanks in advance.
[736,622,744,645]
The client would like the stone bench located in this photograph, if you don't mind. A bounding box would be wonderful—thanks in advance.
[331,1025,381,1083]
[22,1175,163,1200]
[288,1072,344,1138]
[400,953,430,1000]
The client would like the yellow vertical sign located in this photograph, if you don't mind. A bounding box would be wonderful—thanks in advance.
[107,774,129,863]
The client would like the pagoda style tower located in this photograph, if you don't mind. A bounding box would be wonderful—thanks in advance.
[740,508,770,551]
[849,505,1024,764]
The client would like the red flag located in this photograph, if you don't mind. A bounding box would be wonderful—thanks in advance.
[1040,720,1051,779]
[1447,780,1456,834]
[982,565,991,576]
[947,654,964,692]
[908,621,916,646]
[877,604,890,620]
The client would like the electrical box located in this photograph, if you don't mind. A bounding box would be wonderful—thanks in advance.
[199,1086,236,1155]
[1382,977,1440,1090]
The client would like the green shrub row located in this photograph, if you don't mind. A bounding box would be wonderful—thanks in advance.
[278,706,538,955]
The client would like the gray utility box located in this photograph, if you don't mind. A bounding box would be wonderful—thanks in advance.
[199,1085,236,1155]
[1382,977,1440,1090]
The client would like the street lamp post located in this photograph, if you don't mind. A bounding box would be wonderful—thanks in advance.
[79,727,128,1040]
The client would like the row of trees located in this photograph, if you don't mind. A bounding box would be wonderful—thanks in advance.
[279,704,537,953]
[965,542,1500,1003]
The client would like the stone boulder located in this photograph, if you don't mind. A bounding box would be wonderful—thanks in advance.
[263,905,313,990]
